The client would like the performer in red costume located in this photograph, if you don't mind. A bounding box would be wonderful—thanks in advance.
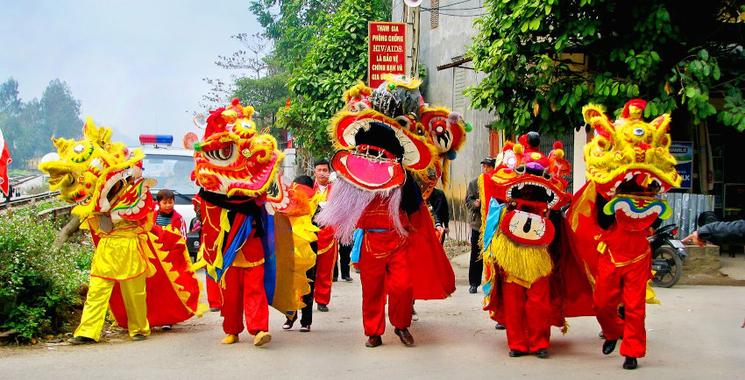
[190,98,308,347]
[317,76,456,348]
[480,132,571,359]
[565,100,680,369]
[311,158,336,312]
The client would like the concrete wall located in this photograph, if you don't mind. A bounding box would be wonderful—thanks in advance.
[393,0,494,229]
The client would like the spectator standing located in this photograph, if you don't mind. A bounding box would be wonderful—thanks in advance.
[465,157,496,294]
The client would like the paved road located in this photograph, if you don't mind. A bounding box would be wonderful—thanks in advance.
[2,253,744,379]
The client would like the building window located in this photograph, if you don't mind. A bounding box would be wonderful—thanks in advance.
[431,0,439,29]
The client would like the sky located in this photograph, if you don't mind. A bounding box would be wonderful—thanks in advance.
[0,0,262,145]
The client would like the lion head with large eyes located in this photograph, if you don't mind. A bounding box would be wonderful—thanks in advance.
[192,98,283,198]
[39,118,153,219]
[582,99,681,200]
[580,99,680,230]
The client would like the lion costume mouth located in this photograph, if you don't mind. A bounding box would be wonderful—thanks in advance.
[493,174,568,246]
[594,169,670,199]
[331,110,434,191]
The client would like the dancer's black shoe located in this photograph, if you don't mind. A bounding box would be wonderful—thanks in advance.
[602,339,618,355]
[283,315,297,330]
[365,335,382,348]
[394,328,415,347]
[623,357,638,370]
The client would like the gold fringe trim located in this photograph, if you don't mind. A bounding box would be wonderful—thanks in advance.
[149,228,202,315]
[484,234,553,288]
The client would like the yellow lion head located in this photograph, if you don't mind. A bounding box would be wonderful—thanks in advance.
[39,118,152,218]
[582,99,681,199]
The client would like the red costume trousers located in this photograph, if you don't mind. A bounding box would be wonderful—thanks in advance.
[221,266,268,336]
[314,226,337,305]
[502,277,551,352]
[206,273,223,309]
[358,240,413,337]
[593,254,650,358]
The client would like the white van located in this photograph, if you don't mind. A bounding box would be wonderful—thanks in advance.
[137,135,199,258]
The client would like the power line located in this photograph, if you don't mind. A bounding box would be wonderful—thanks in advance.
[419,8,487,17]
[422,6,485,11]
[436,0,473,9]
[438,12,487,17]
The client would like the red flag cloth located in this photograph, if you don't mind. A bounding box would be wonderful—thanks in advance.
[0,127,11,196]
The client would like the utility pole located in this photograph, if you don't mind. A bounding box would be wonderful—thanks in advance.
[411,5,420,78]
[403,1,421,78]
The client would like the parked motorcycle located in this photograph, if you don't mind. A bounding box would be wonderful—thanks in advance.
[649,224,688,288]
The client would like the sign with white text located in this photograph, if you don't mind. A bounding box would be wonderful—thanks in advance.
[368,22,406,89]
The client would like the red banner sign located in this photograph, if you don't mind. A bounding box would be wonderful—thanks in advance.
[368,22,406,89]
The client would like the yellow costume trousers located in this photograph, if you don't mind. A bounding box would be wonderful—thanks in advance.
[74,274,150,340]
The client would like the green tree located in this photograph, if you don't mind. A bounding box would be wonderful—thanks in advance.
[250,0,346,71]
[233,72,289,129]
[278,0,389,157]
[40,79,83,140]
[0,78,22,116]
[466,1,745,136]
[0,78,83,168]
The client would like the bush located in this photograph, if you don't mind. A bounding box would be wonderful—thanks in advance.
[0,205,92,342]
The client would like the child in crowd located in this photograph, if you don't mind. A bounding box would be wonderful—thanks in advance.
[154,189,187,237]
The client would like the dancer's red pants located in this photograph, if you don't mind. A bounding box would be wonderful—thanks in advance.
[502,277,551,352]
[314,226,337,306]
[206,273,223,309]
[221,266,268,336]
[359,242,413,337]
[593,254,650,358]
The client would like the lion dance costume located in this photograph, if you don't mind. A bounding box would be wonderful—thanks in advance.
[563,99,680,369]
[480,132,571,357]
[190,98,309,346]
[268,177,320,327]
[317,75,458,347]
[311,181,336,310]
[39,119,202,342]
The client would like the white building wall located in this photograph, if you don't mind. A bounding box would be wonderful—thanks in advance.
[393,0,494,225]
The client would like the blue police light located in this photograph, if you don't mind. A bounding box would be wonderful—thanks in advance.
[139,134,174,146]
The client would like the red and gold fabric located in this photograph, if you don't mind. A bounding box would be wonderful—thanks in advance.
[480,132,572,352]
[312,183,337,305]
[40,119,203,339]
[562,99,681,359]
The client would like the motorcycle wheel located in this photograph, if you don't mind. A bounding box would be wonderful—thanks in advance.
[652,246,683,288]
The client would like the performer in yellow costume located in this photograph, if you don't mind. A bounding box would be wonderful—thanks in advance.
[40,118,200,343]
[77,211,154,341]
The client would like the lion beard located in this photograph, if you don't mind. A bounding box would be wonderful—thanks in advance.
[315,178,406,245]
